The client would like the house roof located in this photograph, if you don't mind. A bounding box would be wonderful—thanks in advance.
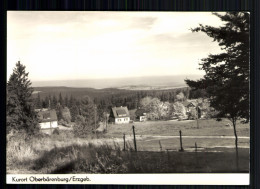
[187,102,197,107]
[135,109,146,116]
[183,100,197,107]
[111,106,130,118]
[38,109,58,123]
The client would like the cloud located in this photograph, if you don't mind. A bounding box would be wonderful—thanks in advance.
[7,11,227,81]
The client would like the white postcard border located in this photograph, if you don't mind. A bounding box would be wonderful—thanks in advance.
[7,173,250,185]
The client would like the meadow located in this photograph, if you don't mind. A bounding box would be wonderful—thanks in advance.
[6,119,250,174]
[106,119,250,137]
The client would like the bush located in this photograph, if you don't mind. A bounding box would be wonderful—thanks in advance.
[53,128,60,135]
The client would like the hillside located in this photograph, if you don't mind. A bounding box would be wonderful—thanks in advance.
[32,86,130,99]
[32,86,190,101]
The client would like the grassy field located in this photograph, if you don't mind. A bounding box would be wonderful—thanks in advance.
[7,135,249,174]
[6,119,250,174]
[105,119,249,137]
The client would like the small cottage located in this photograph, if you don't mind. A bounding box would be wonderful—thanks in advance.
[186,102,197,111]
[135,108,147,122]
[37,109,58,129]
[109,106,130,124]
[183,100,195,111]
[183,101,201,119]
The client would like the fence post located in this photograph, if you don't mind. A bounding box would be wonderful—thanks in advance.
[167,149,170,164]
[123,133,126,151]
[132,125,137,152]
[159,140,162,152]
[195,142,198,167]
[179,130,184,152]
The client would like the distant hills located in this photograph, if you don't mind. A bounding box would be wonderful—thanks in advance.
[31,75,202,101]
[32,75,203,89]
[32,86,191,102]
[32,86,128,99]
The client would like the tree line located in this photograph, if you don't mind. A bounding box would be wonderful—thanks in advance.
[33,87,207,116]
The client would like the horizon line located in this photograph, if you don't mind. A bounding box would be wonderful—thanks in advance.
[31,74,204,82]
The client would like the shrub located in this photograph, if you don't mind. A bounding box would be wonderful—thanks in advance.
[6,132,37,168]
[73,115,93,137]
[53,128,60,135]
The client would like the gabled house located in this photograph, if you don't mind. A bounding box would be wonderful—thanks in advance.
[37,109,58,129]
[135,108,147,122]
[109,106,130,124]
[186,102,197,111]
[183,100,201,119]
[183,101,196,111]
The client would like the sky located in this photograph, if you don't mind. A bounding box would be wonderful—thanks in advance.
[7,11,225,81]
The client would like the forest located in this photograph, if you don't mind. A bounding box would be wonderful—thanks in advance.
[32,86,208,120]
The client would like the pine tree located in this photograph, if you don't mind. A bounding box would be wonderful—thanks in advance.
[64,94,69,107]
[61,107,71,123]
[48,94,53,109]
[70,104,79,122]
[6,61,39,135]
[52,95,58,108]
[43,96,49,108]
[36,93,41,109]
[68,95,76,108]
[185,12,249,168]
[59,92,64,107]
[73,96,96,137]
[56,103,63,121]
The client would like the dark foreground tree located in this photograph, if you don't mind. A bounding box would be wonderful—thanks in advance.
[6,61,39,135]
[185,12,249,169]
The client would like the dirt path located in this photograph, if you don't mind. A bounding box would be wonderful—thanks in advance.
[90,135,249,146]
[95,134,250,152]
[140,135,250,139]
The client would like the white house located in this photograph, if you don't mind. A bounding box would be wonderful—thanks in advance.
[109,106,130,124]
[37,109,58,129]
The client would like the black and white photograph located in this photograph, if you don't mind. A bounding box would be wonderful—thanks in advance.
[6,11,250,184]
